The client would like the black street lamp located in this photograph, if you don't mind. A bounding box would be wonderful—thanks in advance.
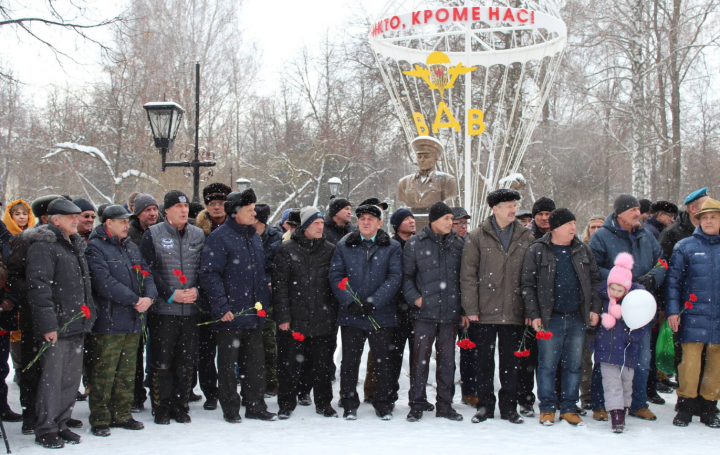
[143,63,216,202]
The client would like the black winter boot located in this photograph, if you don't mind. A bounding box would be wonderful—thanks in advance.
[699,397,720,428]
[673,397,694,427]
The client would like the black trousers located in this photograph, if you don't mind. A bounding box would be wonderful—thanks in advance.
[471,323,523,415]
[216,328,267,416]
[389,312,415,403]
[340,326,393,413]
[460,323,481,396]
[197,325,218,400]
[410,321,457,409]
[517,333,537,407]
[277,331,334,410]
[148,313,200,410]
[19,303,41,418]
[133,340,147,404]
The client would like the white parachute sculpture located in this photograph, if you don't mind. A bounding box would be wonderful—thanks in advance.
[370,0,567,220]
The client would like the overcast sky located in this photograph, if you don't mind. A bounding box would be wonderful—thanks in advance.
[0,0,390,102]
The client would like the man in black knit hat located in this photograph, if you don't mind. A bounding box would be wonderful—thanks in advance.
[324,198,353,246]
[528,197,556,240]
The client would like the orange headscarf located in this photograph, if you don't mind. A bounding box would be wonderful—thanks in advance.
[2,199,36,235]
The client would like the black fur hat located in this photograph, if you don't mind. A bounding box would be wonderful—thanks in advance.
[224,188,257,217]
[203,182,232,206]
[486,189,521,208]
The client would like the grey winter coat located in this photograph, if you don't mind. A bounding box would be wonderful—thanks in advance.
[26,223,97,339]
[402,225,464,324]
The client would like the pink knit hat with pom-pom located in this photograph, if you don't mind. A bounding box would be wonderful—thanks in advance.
[602,253,634,329]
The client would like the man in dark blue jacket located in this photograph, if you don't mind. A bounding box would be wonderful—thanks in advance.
[199,189,277,423]
[329,204,402,420]
[666,198,720,428]
[589,193,666,421]
[86,205,158,437]
[403,202,465,422]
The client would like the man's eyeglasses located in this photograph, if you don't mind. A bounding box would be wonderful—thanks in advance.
[82,214,96,220]
[207,201,224,208]
[453,221,468,227]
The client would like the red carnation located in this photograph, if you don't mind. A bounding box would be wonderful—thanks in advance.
[338,277,349,291]
[514,351,522,357]
[292,332,305,342]
[257,310,267,317]
[178,275,188,284]
[81,305,91,319]
[132,265,142,271]
[536,331,544,340]
[173,269,183,277]
[0,330,7,336]
[685,302,693,309]
[140,270,150,277]
[466,340,476,349]
[523,350,531,357]
[544,331,554,340]
[689,294,698,302]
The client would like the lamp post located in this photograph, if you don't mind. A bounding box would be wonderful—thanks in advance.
[327,177,342,198]
[236,178,250,192]
[143,63,216,203]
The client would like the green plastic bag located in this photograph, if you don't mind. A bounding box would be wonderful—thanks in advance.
[656,320,676,375]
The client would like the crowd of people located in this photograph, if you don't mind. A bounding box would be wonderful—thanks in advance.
[0,179,717,449]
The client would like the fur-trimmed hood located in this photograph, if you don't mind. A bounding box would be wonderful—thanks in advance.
[344,228,392,248]
[195,209,226,236]
[17,224,55,244]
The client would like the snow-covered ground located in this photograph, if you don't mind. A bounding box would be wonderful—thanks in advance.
[4,344,716,454]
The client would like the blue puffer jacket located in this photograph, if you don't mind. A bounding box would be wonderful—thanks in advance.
[589,213,666,286]
[199,218,269,330]
[665,226,720,344]
[86,225,159,334]
[329,229,402,330]
[590,283,649,368]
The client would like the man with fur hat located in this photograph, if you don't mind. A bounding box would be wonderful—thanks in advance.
[329,204,402,420]
[199,188,277,423]
[324,198,353,246]
[140,190,206,425]
[397,136,458,211]
[192,183,232,411]
[645,201,679,240]
[461,188,534,424]
[27,199,97,447]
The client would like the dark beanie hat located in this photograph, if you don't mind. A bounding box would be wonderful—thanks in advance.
[164,190,189,210]
[203,182,232,206]
[356,204,381,220]
[31,195,63,218]
[639,199,652,215]
[189,202,204,219]
[72,198,95,213]
[97,203,111,219]
[487,189,521,208]
[328,198,351,219]
[390,208,414,233]
[532,197,556,216]
[255,203,271,225]
[549,208,576,231]
[133,194,159,216]
[428,202,454,225]
[614,193,640,216]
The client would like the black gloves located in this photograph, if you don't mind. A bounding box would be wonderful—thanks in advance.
[361,300,376,315]
[348,301,365,317]
[636,275,656,293]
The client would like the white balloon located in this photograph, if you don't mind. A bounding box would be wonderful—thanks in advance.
[621,289,657,330]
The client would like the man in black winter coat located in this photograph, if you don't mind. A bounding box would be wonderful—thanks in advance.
[323,198,353,246]
[27,199,98,448]
[199,189,277,423]
[273,206,338,419]
[403,202,466,422]
[659,188,709,260]
[521,208,602,426]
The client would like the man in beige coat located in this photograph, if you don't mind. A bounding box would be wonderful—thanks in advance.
[461,188,534,425]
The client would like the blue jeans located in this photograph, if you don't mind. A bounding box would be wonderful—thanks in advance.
[630,328,651,412]
[537,313,586,414]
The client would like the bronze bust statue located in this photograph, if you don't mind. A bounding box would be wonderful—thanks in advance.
[397,136,458,212]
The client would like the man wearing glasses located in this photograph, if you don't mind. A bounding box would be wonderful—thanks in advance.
[73,198,97,242]
[644,201,679,240]
[452,207,471,239]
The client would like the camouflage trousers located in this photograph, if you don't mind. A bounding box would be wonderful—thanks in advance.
[88,334,141,427]
[262,318,278,390]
